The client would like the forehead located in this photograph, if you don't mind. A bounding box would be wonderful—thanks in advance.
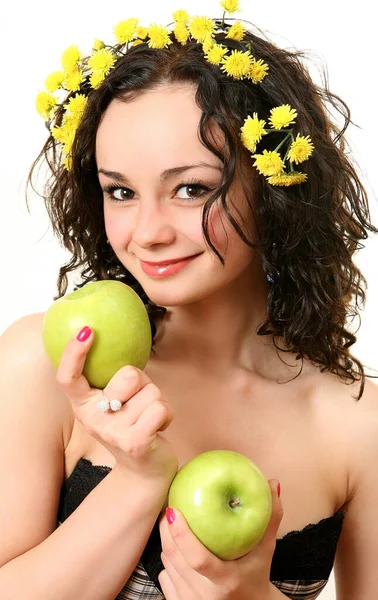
[95,84,224,169]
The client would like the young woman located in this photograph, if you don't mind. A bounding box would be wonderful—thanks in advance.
[1,3,378,599]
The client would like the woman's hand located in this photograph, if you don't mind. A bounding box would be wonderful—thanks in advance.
[158,480,283,600]
[56,325,178,484]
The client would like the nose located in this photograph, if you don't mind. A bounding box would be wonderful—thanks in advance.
[131,198,176,249]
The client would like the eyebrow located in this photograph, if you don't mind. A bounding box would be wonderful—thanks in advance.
[98,162,223,183]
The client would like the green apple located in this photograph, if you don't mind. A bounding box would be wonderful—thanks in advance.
[168,450,272,560]
[42,280,152,389]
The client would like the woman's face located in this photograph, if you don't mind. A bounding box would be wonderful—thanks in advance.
[96,84,260,308]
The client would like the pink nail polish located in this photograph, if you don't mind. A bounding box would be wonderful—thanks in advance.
[166,507,175,524]
[77,326,91,342]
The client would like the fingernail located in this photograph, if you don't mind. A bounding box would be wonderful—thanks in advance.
[77,326,91,342]
[166,507,175,524]
[277,481,281,498]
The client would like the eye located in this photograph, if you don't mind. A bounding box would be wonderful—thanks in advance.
[103,185,134,201]
[174,181,212,201]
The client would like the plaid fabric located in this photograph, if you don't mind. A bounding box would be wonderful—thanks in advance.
[116,561,164,600]
[272,579,328,599]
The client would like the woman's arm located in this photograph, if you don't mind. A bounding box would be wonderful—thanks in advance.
[0,314,170,600]
[333,379,378,599]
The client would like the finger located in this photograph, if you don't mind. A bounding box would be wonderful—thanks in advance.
[158,568,180,600]
[102,377,164,427]
[261,479,283,551]
[160,554,197,600]
[56,326,95,401]
[131,397,174,443]
[159,507,224,580]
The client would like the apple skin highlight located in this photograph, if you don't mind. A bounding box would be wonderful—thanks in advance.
[42,280,152,389]
[168,449,272,560]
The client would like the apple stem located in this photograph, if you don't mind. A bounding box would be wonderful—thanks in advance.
[229,497,242,508]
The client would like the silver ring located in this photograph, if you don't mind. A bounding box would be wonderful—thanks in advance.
[97,392,123,413]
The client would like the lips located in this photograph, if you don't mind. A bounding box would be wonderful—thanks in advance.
[142,254,200,266]
[140,253,201,277]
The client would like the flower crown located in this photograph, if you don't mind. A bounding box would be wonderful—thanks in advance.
[36,0,314,185]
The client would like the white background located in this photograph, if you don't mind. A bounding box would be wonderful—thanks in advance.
[1,2,377,597]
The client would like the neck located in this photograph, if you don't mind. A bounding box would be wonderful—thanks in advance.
[151,269,306,383]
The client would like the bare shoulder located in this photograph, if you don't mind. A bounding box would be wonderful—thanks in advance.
[0,312,74,450]
[328,376,378,598]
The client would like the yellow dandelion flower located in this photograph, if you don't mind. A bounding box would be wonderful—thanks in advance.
[45,71,65,92]
[147,24,172,48]
[65,93,87,120]
[220,49,253,79]
[189,16,215,42]
[133,39,144,46]
[36,91,58,119]
[93,39,105,51]
[173,9,189,24]
[88,49,116,74]
[114,18,139,44]
[61,45,81,72]
[249,59,269,84]
[252,150,285,176]
[287,134,314,164]
[267,171,308,186]
[269,104,297,130]
[51,120,76,147]
[205,44,228,65]
[63,67,84,92]
[226,22,245,41]
[136,26,148,39]
[240,113,267,152]
[174,22,190,45]
[89,70,106,89]
[202,34,215,53]
[62,154,73,171]
[220,0,240,13]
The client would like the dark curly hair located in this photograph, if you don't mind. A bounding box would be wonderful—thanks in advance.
[27,23,378,401]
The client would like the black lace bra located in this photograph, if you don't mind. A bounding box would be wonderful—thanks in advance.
[57,458,345,600]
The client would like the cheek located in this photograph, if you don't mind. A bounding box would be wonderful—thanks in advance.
[104,207,131,246]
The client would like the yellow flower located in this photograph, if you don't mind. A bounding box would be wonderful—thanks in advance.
[205,44,228,65]
[174,22,190,45]
[252,150,285,176]
[267,172,308,186]
[173,9,189,24]
[220,49,253,79]
[147,24,172,48]
[62,154,73,171]
[269,104,297,130]
[61,45,81,72]
[189,16,215,42]
[89,70,106,89]
[63,67,84,92]
[36,91,58,119]
[51,119,76,147]
[136,26,148,39]
[249,59,269,84]
[287,134,314,164]
[65,93,87,120]
[202,34,215,53]
[226,22,245,41]
[133,39,144,46]
[220,0,240,12]
[93,39,105,51]
[88,49,116,74]
[45,71,65,92]
[240,114,267,152]
[114,18,139,44]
